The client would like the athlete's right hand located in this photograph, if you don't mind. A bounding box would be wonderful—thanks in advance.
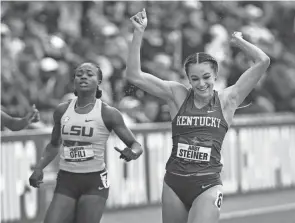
[130,8,147,33]
[114,147,135,162]
[29,169,44,188]
[26,104,40,124]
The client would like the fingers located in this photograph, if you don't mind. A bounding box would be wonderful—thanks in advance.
[122,157,132,162]
[29,179,43,188]
[232,31,243,39]
[35,180,43,188]
[115,147,129,160]
[130,9,147,25]
[29,104,40,123]
[116,147,137,161]
[114,147,122,153]
[142,8,146,19]
[130,14,142,25]
[119,154,131,162]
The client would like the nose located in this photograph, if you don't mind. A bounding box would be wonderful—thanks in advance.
[80,73,87,79]
[199,79,206,87]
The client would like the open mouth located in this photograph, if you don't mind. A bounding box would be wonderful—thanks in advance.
[79,82,88,87]
[197,87,209,92]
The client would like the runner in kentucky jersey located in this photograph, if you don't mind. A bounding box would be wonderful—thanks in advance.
[29,62,143,223]
[126,9,270,223]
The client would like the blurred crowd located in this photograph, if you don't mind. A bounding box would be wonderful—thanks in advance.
[1,1,295,127]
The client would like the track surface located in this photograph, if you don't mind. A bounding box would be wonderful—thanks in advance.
[101,189,295,223]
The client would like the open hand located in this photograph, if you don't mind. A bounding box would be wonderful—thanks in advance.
[130,8,147,33]
[114,147,138,162]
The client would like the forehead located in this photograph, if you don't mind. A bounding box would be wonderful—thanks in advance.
[187,62,214,76]
[76,63,97,72]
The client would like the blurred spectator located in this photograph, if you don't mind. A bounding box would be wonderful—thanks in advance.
[1,1,295,129]
[118,96,150,125]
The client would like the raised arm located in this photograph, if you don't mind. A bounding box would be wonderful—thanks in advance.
[223,32,270,108]
[126,9,186,102]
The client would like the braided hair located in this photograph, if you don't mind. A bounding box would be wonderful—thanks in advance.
[184,52,218,76]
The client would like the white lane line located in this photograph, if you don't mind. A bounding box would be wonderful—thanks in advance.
[221,203,295,219]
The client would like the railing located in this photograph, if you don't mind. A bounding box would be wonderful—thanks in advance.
[1,113,295,222]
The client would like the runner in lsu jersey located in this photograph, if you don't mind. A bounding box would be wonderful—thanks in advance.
[29,63,143,223]
[126,9,270,223]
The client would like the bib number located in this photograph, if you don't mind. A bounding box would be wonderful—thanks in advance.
[215,191,223,210]
[64,145,94,162]
[176,143,211,162]
[100,171,110,188]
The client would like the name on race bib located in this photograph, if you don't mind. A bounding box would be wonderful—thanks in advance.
[176,143,211,162]
[64,145,94,162]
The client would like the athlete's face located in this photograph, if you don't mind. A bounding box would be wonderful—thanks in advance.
[187,62,216,99]
[74,63,100,95]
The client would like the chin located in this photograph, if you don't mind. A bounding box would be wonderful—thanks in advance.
[195,88,213,98]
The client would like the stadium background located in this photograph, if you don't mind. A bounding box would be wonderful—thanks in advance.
[1,1,295,223]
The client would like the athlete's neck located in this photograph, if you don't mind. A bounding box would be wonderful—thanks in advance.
[193,92,213,109]
[76,94,96,107]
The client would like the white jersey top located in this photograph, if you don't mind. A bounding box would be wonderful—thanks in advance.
[59,98,110,173]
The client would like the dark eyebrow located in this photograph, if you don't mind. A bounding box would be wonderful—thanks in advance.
[76,68,94,72]
[191,73,210,78]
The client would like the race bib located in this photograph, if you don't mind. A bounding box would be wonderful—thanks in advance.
[63,145,94,162]
[100,170,110,188]
[176,143,211,162]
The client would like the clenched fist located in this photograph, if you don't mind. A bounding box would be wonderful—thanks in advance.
[130,8,147,33]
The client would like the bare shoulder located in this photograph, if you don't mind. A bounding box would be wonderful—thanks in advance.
[102,102,122,118]
[101,102,124,131]
[53,100,71,123]
[168,81,189,104]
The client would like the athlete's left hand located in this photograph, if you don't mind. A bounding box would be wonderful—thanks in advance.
[114,147,138,162]
[230,31,244,45]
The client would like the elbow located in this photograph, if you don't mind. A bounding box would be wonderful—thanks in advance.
[262,56,270,66]
[254,56,270,69]
[259,55,270,65]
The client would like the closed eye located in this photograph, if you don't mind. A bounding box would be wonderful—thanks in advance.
[76,72,83,77]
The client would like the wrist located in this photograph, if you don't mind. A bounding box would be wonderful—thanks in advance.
[134,29,145,36]
[130,143,143,156]
[22,116,31,126]
[33,166,43,171]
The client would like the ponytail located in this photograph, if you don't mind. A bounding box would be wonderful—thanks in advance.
[96,86,102,99]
